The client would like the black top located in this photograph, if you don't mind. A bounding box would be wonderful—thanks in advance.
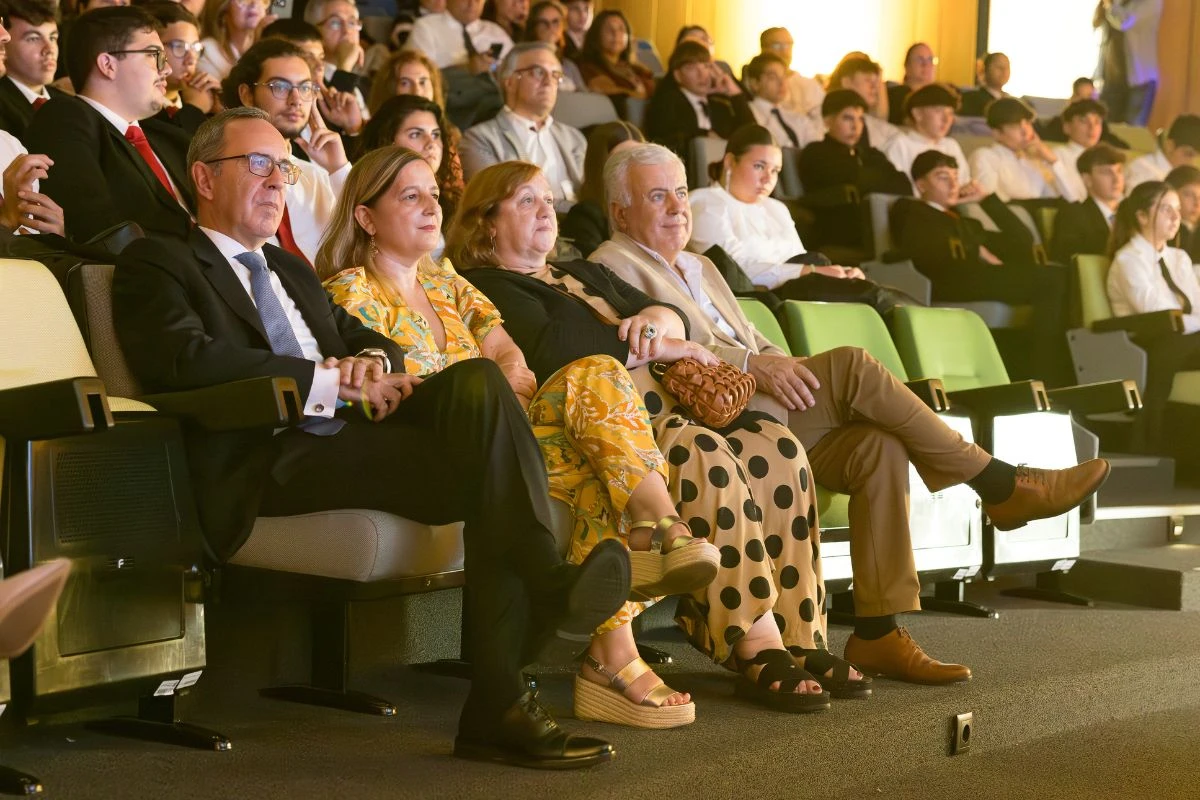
[559,200,609,259]
[1049,199,1112,265]
[959,88,1001,118]
[799,135,911,248]
[644,73,755,159]
[0,76,67,138]
[464,259,688,384]
[1174,223,1200,265]
[886,83,911,125]
[890,195,1039,280]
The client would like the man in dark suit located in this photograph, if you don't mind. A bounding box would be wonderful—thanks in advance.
[644,39,754,163]
[23,6,193,242]
[959,52,1012,117]
[0,0,67,138]
[145,1,215,136]
[113,106,628,770]
[891,149,1072,384]
[1049,144,1126,265]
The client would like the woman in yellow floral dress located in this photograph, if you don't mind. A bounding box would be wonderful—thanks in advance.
[316,146,722,730]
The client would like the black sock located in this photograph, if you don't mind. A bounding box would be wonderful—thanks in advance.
[967,458,1017,505]
[853,614,898,640]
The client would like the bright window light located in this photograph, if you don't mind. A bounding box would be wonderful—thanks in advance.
[987,0,1101,99]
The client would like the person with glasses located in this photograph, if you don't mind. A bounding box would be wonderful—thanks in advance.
[26,5,194,241]
[198,0,273,81]
[755,27,823,122]
[145,1,219,133]
[408,0,512,73]
[887,42,937,125]
[300,0,369,117]
[0,0,68,139]
[522,1,582,92]
[222,37,349,264]
[460,42,585,213]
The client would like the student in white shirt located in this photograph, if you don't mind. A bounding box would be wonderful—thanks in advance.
[743,53,822,151]
[0,135,64,236]
[1049,99,1107,203]
[968,97,1074,202]
[407,0,513,71]
[1126,114,1200,194]
[756,27,823,120]
[881,82,984,201]
[826,55,899,150]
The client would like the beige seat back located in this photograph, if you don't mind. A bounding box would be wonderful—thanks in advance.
[0,258,99,392]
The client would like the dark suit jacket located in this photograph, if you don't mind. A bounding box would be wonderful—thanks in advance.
[644,74,755,158]
[959,88,1007,118]
[23,96,195,242]
[800,135,913,247]
[887,83,911,125]
[889,196,1038,284]
[0,77,67,138]
[153,102,209,137]
[113,229,404,560]
[1049,199,1112,265]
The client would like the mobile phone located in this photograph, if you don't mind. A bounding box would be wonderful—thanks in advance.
[272,0,294,19]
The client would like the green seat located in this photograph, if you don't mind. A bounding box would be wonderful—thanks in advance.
[891,305,1012,391]
[780,301,909,378]
[1075,254,1115,328]
[1036,206,1059,244]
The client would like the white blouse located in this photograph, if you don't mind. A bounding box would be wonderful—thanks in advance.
[197,37,236,81]
[1108,233,1200,334]
[688,186,806,290]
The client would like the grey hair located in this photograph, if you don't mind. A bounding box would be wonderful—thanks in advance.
[497,41,559,81]
[602,143,686,228]
[187,107,272,177]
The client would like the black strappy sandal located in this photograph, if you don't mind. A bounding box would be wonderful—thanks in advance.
[733,648,831,713]
[789,647,873,699]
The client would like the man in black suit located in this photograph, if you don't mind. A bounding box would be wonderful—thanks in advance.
[891,150,1072,384]
[959,52,1011,117]
[0,0,67,138]
[644,39,754,164]
[113,106,628,770]
[145,1,215,136]
[1049,144,1126,265]
[23,6,193,242]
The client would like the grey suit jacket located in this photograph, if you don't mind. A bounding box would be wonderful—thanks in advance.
[459,111,586,209]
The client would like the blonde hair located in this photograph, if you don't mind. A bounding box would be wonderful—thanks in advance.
[445,161,545,270]
[200,0,238,58]
[314,146,431,280]
[369,50,446,116]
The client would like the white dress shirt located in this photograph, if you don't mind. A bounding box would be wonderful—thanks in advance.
[968,142,1074,202]
[1094,197,1118,229]
[8,76,49,105]
[1108,233,1200,333]
[680,87,712,131]
[407,12,513,69]
[749,96,823,150]
[199,226,342,415]
[271,158,350,264]
[1125,149,1171,194]
[1050,140,1089,203]
[688,186,806,289]
[197,37,236,80]
[0,130,36,228]
[80,95,189,211]
[782,71,825,120]
[882,128,972,190]
[863,114,900,150]
[496,107,573,209]
[635,242,745,345]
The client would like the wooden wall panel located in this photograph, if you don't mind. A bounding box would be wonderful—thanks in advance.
[1149,0,1200,131]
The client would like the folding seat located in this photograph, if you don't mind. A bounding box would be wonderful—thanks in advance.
[551,91,618,132]
[686,135,728,189]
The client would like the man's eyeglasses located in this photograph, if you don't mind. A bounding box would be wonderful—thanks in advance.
[320,15,363,33]
[164,40,205,59]
[108,47,167,73]
[203,153,301,185]
[513,65,564,84]
[252,79,319,100]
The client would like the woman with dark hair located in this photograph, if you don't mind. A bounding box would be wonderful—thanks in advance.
[198,0,272,79]
[483,0,529,42]
[575,9,654,110]
[354,94,465,229]
[559,119,645,256]
[1166,164,1200,263]
[366,48,446,115]
[523,0,584,91]
[1107,180,1200,452]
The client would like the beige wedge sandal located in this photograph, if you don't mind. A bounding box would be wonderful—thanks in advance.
[627,515,719,600]
[574,654,695,729]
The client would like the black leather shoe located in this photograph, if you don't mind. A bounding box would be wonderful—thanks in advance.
[555,539,631,642]
[454,690,614,770]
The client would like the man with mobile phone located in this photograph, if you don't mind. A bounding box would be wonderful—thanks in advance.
[409,0,512,72]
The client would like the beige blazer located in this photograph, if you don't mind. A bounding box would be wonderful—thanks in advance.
[590,232,789,420]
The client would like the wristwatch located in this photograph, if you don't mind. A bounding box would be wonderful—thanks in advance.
[355,348,392,374]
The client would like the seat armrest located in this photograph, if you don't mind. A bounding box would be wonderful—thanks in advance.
[1093,310,1183,342]
[947,380,1050,416]
[904,378,950,412]
[796,183,860,209]
[0,377,112,440]
[1047,380,1142,416]
[143,377,303,431]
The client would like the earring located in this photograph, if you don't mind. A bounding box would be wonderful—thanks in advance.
[369,234,379,261]
[489,231,498,257]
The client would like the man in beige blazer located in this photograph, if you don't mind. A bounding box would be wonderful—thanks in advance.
[590,143,1111,686]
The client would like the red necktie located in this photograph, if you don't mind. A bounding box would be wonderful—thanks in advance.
[166,105,179,119]
[32,97,47,110]
[124,125,174,198]
[276,206,311,267]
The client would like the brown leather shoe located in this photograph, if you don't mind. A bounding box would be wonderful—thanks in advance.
[844,627,971,685]
[983,459,1111,532]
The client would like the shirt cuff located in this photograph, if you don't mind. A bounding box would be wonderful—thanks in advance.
[306,363,342,417]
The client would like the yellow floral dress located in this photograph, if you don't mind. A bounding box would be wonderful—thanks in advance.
[324,264,667,632]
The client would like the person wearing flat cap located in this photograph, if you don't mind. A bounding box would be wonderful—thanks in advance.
[968,97,1076,203]
[1125,114,1200,194]
[880,82,985,202]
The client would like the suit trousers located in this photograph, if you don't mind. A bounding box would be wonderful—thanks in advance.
[784,347,991,616]
[257,359,561,727]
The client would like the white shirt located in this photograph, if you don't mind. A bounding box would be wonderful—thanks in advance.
[80,95,189,211]
[8,76,49,105]
[749,96,822,150]
[882,128,972,190]
[1050,140,1089,203]
[271,158,350,264]
[635,242,745,345]
[197,37,236,81]
[1125,149,1171,194]
[680,87,712,131]
[1094,197,1118,229]
[1108,233,1200,333]
[199,226,342,415]
[688,186,806,289]
[407,12,513,69]
[968,142,1074,202]
[0,130,36,232]
[496,107,573,210]
[863,114,900,150]
[782,71,825,121]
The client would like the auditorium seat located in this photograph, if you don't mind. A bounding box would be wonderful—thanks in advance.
[686,135,728,189]
[551,91,619,132]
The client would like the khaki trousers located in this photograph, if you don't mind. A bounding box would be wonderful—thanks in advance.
[784,347,991,616]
